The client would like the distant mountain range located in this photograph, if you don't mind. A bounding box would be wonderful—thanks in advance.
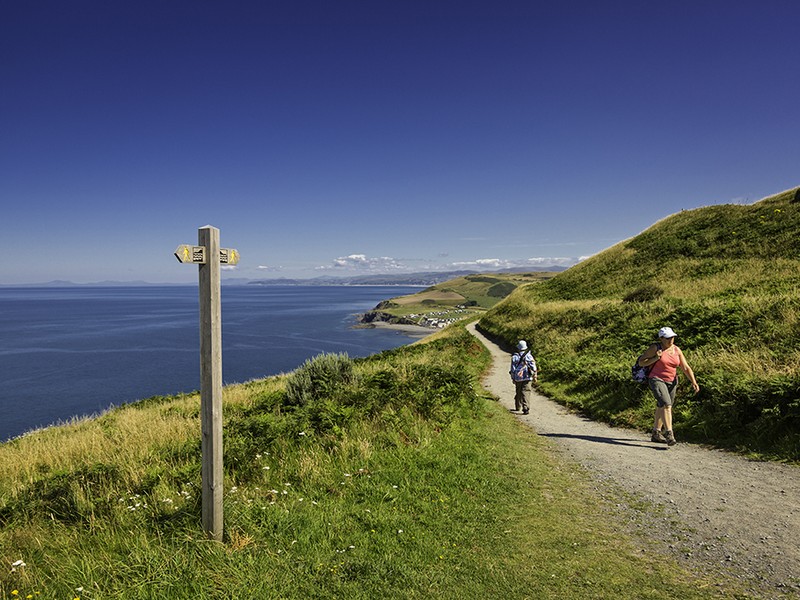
[0,280,159,288]
[3,266,568,288]
[244,267,568,287]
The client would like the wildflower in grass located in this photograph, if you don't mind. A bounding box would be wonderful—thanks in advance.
[298,431,307,436]
[11,591,18,596]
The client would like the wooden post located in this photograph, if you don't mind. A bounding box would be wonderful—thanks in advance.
[198,225,223,541]
[174,228,238,541]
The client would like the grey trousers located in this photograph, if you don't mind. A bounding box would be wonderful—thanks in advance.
[514,380,532,412]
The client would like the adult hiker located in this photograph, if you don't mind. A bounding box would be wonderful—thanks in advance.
[637,326,700,445]
[509,340,538,415]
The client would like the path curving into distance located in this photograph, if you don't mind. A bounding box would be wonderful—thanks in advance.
[468,322,800,599]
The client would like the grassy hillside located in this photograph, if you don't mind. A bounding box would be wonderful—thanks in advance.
[479,186,800,461]
[0,327,743,598]
[366,272,557,325]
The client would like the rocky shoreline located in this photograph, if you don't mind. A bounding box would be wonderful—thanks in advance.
[358,310,418,327]
[355,311,433,336]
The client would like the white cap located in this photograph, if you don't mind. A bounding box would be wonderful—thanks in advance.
[658,326,677,339]
[517,340,527,350]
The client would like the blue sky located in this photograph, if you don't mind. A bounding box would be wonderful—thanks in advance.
[2,1,798,284]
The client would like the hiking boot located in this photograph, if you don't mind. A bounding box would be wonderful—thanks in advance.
[651,429,667,443]
[665,430,677,446]
[522,409,529,415]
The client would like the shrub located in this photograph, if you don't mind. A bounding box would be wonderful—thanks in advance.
[622,285,664,303]
[285,353,357,408]
[487,282,517,298]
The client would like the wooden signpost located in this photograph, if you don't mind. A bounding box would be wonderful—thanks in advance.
[174,226,239,541]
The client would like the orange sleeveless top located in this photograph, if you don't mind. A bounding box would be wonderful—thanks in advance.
[649,346,681,382]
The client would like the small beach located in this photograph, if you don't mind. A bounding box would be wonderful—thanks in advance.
[353,321,434,338]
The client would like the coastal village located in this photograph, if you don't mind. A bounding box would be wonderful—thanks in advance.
[406,307,474,329]
[357,272,556,330]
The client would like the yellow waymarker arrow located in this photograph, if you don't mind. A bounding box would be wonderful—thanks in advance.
[219,248,240,265]
[174,244,206,264]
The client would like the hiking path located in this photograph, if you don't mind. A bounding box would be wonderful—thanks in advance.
[467,322,800,599]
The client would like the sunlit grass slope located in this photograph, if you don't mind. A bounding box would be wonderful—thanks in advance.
[0,327,741,598]
[379,272,556,313]
[479,186,800,460]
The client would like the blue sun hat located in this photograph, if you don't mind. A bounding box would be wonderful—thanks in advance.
[658,327,677,339]
[517,340,528,350]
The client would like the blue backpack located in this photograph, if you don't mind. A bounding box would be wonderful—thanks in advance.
[631,361,649,383]
[511,351,536,382]
[631,343,660,383]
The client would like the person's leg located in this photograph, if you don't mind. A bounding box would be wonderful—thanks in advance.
[663,380,678,445]
[514,382,522,411]
[663,406,673,431]
[653,407,664,431]
[521,381,531,414]
[649,379,669,443]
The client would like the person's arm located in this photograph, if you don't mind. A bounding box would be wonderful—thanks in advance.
[678,349,700,393]
[637,344,662,368]
[528,355,538,381]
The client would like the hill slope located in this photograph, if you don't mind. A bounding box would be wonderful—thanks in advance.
[479,186,800,460]
[359,272,557,327]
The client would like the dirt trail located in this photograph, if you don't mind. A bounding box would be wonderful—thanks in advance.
[467,323,800,598]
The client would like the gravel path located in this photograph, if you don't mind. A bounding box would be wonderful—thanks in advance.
[468,323,800,599]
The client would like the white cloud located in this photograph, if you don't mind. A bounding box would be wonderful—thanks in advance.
[257,265,282,271]
[450,257,582,271]
[313,254,584,275]
[522,257,580,267]
[320,254,409,271]
[451,258,514,270]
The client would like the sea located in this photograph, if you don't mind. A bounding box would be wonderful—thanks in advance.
[0,285,424,442]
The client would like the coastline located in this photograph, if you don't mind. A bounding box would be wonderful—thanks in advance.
[354,321,434,338]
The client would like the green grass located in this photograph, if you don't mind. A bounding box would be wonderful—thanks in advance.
[375,272,558,316]
[0,326,746,599]
[479,186,800,461]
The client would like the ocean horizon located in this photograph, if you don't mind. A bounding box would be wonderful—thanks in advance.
[0,285,423,442]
